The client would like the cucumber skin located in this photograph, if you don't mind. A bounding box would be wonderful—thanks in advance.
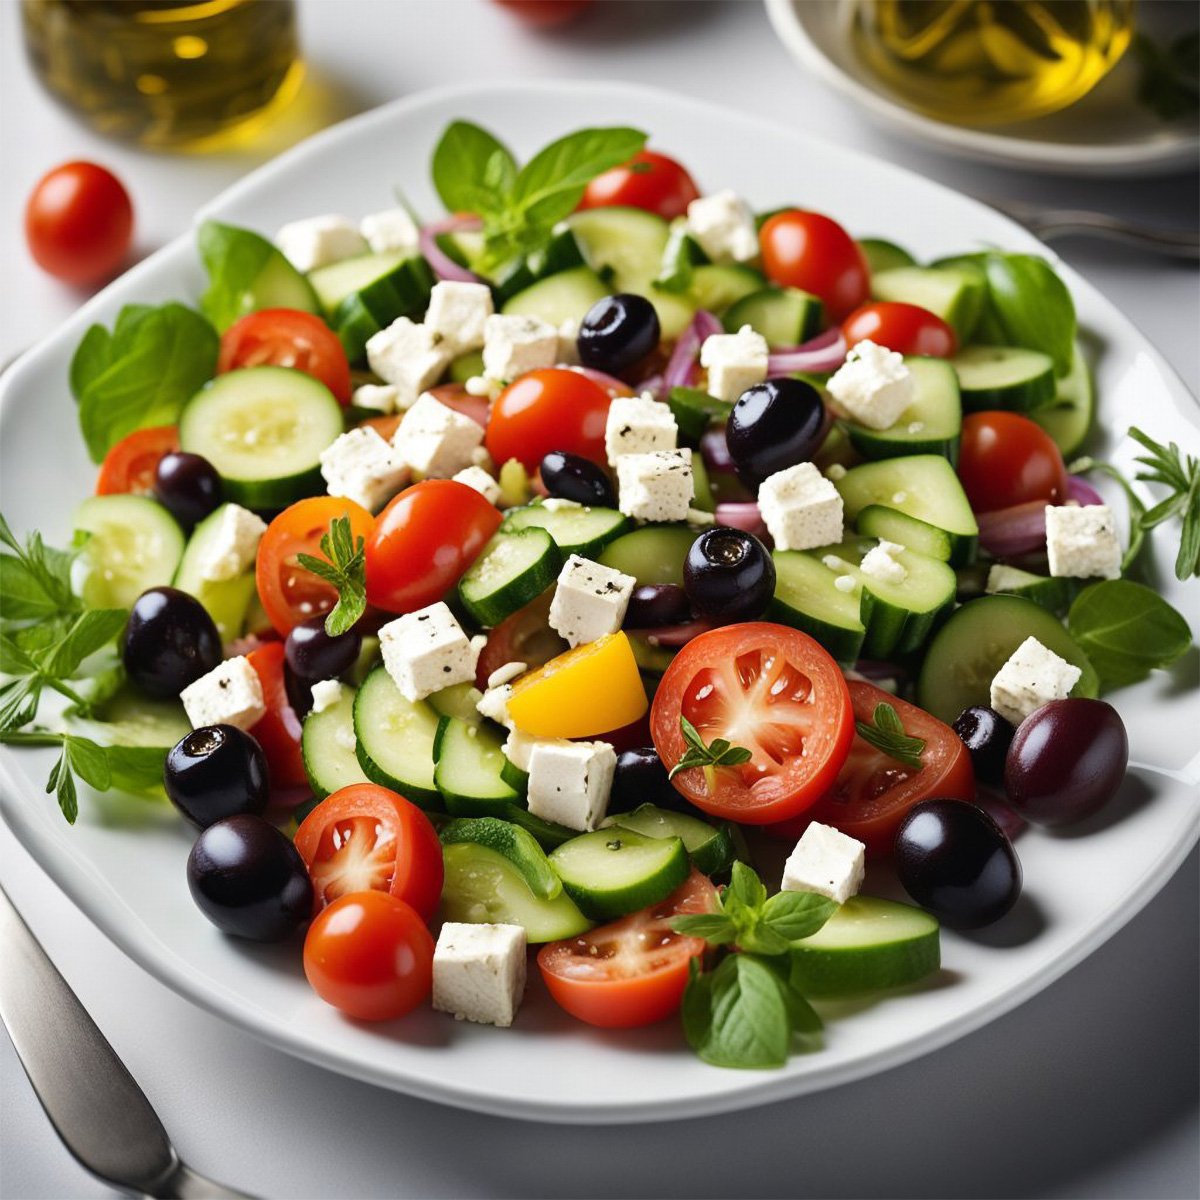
[457,529,563,629]
[550,831,690,921]
[791,928,940,997]
[352,670,442,811]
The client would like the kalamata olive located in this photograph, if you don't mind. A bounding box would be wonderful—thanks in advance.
[285,615,362,683]
[952,705,1014,786]
[1004,698,1128,827]
[122,586,222,699]
[187,814,312,941]
[624,584,692,629]
[609,746,688,813]
[540,450,617,508]
[153,451,222,531]
[284,662,314,719]
[683,527,775,623]
[894,799,1022,929]
[725,377,826,488]
[165,724,269,829]
[577,293,661,375]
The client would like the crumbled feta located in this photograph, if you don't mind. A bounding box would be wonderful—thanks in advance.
[476,684,514,728]
[275,215,367,272]
[859,539,908,585]
[687,507,717,527]
[180,657,265,731]
[393,391,484,479]
[365,317,453,408]
[604,394,678,464]
[487,661,527,689]
[699,325,769,403]
[989,636,1083,727]
[464,375,502,400]
[549,554,636,648]
[359,207,420,256]
[615,448,694,523]
[825,463,848,481]
[556,318,581,365]
[196,504,267,584]
[834,575,857,593]
[451,464,501,505]
[319,427,409,513]
[378,602,479,702]
[782,822,866,905]
[334,724,357,752]
[526,739,617,831]
[424,281,494,354]
[685,190,759,264]
[986,564,1034,595]
[758,462,844,551]
[482,314,559,382]
[540,497,582,513]
[1045,504,1121,579]
[310,679,344,714]
[826,340,914,431]
[352,383,400,415]
[432,922,527,1027]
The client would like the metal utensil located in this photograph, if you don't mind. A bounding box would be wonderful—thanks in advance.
[990,199,1200,262]
[0,882,253,1199]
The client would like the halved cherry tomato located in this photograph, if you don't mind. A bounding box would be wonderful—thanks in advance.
[245,642,307,789]
[842,302,957,358]
[474,589,566,689]
[256,496,375,636]
[365,479,502,614]
[650,623,854,825]
[958,411,1068,514]
[94,425,179,495]
[759,210,870,323]
[772,680,976,856]
[303,891,434,1022]
[217,309,352,405]
[578,150,700,221]
[486,368,613,471]
[538,870,716,1028]
[294,783,443,921]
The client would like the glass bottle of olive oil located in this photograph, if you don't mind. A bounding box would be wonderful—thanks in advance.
[853,0,1135,126]
[21,0,303,150]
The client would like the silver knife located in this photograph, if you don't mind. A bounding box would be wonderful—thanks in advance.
[0,882,253,1199]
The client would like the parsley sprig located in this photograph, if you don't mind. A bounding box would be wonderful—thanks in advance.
[295,516,367,637]
[668,716,753,781]
[855,702,925,770]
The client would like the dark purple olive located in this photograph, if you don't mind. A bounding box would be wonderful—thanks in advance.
[683,527,775,623]
[577,293,661,376]
[165,724,268,829]
[187,814,312,941]
[122,586,222,699]
[540,450,617,508]
[726,377,826,488]
[1004,699,1128,827]
[624,584,692,629]
[895,799,1022,930]
[153,451,222,531]
[284,663,314,719]
[609,746,689,814]
[952,705,1014,786]
[285,615,362,684]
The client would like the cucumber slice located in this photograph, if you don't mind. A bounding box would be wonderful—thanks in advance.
[854,506,952,562]
[723,286,823,347]
[501,266,609,328]
[500,755,530,797]
[627,633,678,676]
[916,594,1099,724]
[667,387,733,442]
[501,500,630,558]
[308,251,405,312]
[689,264,764,315]
[328,256,435,362]
[789,896,940,996]
[434,716,521,816]
[178,367,345,511]
[73,683,190,751]
[197,221,319,329]
[985,564,1076,615]
[440,816,561,899]
[1033,340,1094,457]
[691,451,715,512]
[770,550,866,664]
[491,227,588,306]
[857,238,916,275]
[302,686,370,799]
[952,345,1056,413]
[502,803,576,848]
[844,356,963,462]
[353,667,441,809]
[449,349,485,384]
[172,503,258,642]
[428,680,484,723]
[597,525,698,587]
[549,828,690,920]
[73,495,184,610]
[457,528,562,628]
[602,804,734,876]
[441,842,592,942]
[871,266,985,343]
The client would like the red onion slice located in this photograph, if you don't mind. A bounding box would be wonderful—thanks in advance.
[700,427,735,474]
[660,309,722,395]
[1066,474,1105,507]
[626,618,715,648]
[714,501,766,538]
[977,499,1048,558]
[636,371,665,396]
[767,327,847,375]
[419,215,483,283]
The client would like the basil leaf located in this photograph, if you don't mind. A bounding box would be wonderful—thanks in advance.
[104,745,169,794]
[737,922,792,957]
[671,913,738,944]
[65,735,112,792]
[1,555,65,621]
[197,220,312,332]
[762,890,839,942]
[44,610,128,679]
[655,221,699,294]
[431,121,517,216]
[728,861,767,911]
[680,958,714,1050]
[695,955,790,1070]
[982,253,1076,377]
[512,126,646,215]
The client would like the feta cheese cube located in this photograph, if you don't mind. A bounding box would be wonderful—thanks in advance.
[699,325,769,403]
[482,314,559,382]
[1045,504,1121,579]
[451,464,501,505]
[351,383,400,415]
[365,318,453,408]
[758,462,844,551]
[359,207,420,256]
[615,448,694,522]
[432,922,527,1027]
[378,602,479,702]
[310,679,344,714]
[196,504,267,584]
[502,728,575,773]
[180,657,265,731]
[424,281,494,354]
[526,740,617,832]
[393,391,484,479]
[826,340,914,431]
[685,190,759,264]
[989,636,1083,727]
[319,427,409,513]
[604,394,678,465]
[549,554,636,648]
[782,822,866,904]
[275,215,367,273]
[859,539,908,585]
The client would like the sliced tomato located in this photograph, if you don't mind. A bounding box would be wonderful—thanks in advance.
[95,425,179,495]
[245,642,307,790]
[294,783,443,921]
[538,870,716,1028]
[217,309,352,405]
[650,623,854,825]
[474,588,567,688]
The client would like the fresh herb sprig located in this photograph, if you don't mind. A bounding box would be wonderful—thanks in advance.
[295,516,367,637]
[855,702,925,770]
[668,716,753,781]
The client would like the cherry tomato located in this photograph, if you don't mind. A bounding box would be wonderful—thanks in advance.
[492,0,593,25]
[424,382,490,428]
[217,309,351,405]
[772,681,976,856]
[303,891,434,1022]
[474,589,566,689]
[94,426,179,495]
[245,642,307,789]
[759,210,869,323]
[538,870,716,1028]
[579,150,700,221]
[25,161,133,286]
[486,368,613,471]
[842,302,956,358]
[958,411,1068,514]
[365,480,502,614]
[294,783,443,921]
[256,496,375,636]
[650,623,854,825]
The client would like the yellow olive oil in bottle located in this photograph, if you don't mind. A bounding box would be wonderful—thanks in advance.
[853,0,1135,125]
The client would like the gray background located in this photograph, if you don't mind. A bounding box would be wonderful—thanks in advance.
[1,2,1196,1197]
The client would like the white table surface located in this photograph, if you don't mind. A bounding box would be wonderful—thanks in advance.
[1,2,1197,1197]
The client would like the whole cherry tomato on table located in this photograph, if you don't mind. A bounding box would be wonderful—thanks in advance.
[842,302,957,358]
[957,411,1068,514]
[492,0,594,26]
[95,426,179,495]
[759,210,870,323]
[217,309,352,405]
[578,150,700,221]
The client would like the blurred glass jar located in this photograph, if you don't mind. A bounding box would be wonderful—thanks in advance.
[852,0,1135,126]
[21,0,303,150]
